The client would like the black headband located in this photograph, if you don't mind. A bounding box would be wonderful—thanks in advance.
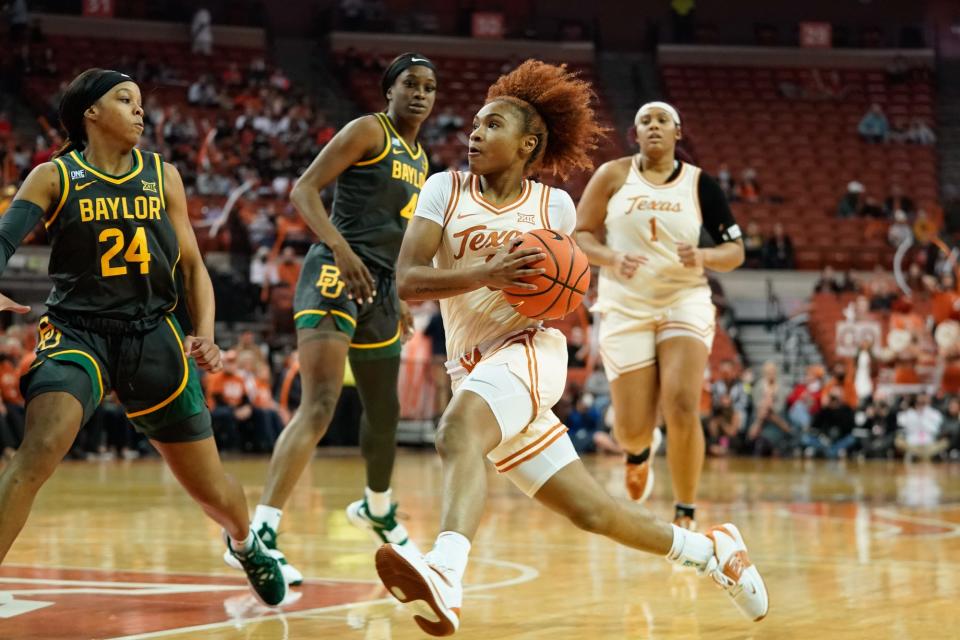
[381,53,436,98]
[78,70,133,115]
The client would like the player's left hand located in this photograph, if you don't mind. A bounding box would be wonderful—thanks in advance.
[676,243,704,269]
[185,335,223,372]
[399,300,415,343]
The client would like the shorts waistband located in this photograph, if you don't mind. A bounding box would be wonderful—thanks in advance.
[50,311,165,335]
[445,324,542,379]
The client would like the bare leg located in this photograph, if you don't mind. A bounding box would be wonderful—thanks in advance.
[656,338,709,505]
[260,323,349,508]
[434,390,502,539]
[151,436,251,540]
[0,392,83,562]
[608,364,660,454]
[534,459,673,554]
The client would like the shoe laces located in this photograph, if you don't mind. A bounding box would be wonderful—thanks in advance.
[255,522,278,550]
[234,541,279,586]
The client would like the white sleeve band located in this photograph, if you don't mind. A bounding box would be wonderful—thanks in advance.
[547,188,577,235]
[414,171,453,226]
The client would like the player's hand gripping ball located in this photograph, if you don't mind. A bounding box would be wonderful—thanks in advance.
[501,230,590,320]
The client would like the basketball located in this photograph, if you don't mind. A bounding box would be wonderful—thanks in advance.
[502,229,591,320]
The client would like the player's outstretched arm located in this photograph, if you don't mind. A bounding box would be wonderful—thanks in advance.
[163,161,221,372]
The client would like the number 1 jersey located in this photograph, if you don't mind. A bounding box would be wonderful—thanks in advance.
[45,148,179,320]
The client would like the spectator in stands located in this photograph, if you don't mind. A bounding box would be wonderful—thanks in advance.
[736,168,760,203]
[905,118,936,145]
[896,393,949,461]
[761,222,795,269]
[188,75,219,107]
[205,351,268,452]
[567,392,604,453]
[836,181,865,218]
[712,359,748,427]
[855,393,897,458]
[705,393,743,457]
[787,365,824,432]
[939,396,960,458]
[743,222,764,268]
[821,360,858,409]
[913,209,937,245]
[191,7,214,56]
[716,163,735,201]
[803,387,857,458]
[887,210,912,247]
[884,184,916,218]
[747,361,792,457]
[813,265,841,294]
[837,270,860,293]
[858,103,889,143]
[853,336,876,404]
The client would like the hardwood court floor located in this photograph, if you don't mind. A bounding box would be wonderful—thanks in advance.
[2,450,960,639]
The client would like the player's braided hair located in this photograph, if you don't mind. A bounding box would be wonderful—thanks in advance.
[485,59,607,181]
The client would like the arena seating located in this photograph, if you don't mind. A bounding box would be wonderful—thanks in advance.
[662,65,938,270]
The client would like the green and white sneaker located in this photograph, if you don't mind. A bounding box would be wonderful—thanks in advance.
[223,529,288,607]
[223,523,304,586]
[346,499,419,553]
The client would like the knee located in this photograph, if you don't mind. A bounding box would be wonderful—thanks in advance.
[298,386,340,431]
[11,435,65,486]
[434,415,482,459]
[660,388,701,425]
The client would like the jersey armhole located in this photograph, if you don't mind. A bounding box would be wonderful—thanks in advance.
[45,158,69,230]
[353,113,391,167]
[539,184,552,230]
[441,171,462,229]
[154,153,167,209]
[692,166,703,224]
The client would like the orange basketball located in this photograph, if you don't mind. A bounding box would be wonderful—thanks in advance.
[502,229,591,320]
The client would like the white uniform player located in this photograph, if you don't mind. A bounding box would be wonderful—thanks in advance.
[596,157,740,379]
[415,170,579,496]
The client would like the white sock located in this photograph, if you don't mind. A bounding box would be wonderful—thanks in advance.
[365,487,392,518]
[253,504,282,533]
[426,531,471,582]
[230,529,255,553]
[665,525,714,572]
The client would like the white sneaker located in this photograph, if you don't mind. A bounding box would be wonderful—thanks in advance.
[347,499,420,553]
[375,543,462,636]
[705,523,769,622]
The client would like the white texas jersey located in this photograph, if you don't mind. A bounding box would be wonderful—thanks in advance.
[414,171,576,359]
[598,159,709,314]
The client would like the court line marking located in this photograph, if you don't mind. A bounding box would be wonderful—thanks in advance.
[0,563,380,584]
[94,556,539,639]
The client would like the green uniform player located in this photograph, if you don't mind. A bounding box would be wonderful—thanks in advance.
[234,54,438,580]
[293,112,429,360]
[0,69,287,606]
[20,147,209,439]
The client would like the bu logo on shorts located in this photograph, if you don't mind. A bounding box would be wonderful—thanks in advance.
[316,264,345,299]
[37,317,63,351]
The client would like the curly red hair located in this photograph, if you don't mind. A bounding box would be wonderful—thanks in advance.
[485,59,607,180]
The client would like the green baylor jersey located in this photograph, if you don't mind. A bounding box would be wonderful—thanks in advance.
[45,148,180,320]
[327,112,429,272]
